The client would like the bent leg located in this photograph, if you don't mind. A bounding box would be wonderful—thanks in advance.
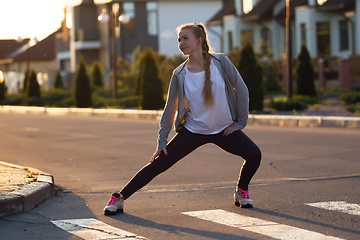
[214,130,261,190]
[120,128,206,200]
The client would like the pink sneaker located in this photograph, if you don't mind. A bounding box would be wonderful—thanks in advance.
[234,188,253,208]
[104,193,124,215]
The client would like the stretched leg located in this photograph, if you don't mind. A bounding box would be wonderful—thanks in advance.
[213,130,261,191]
[120,128,207,200]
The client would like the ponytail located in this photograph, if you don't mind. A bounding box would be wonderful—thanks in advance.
[177,23,214,107]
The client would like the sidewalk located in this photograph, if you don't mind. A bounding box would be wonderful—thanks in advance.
[1,105,360,128]
[0,161,54,218]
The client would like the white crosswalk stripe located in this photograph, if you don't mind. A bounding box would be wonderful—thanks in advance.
[51,218,147,240]
[305,201,360,216]
[182,209,344,240]
[52,202,356,239]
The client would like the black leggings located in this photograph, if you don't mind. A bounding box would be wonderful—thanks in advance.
[120,128,261,200]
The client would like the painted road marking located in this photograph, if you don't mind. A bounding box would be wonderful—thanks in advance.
[51,218,147,239]
[306,201,360,216]
[26,127,39,131]
[182,209,344,240]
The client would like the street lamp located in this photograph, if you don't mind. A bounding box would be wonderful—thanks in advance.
[98,4,129,100]
[285,0,293,99]
[16,36,38,91]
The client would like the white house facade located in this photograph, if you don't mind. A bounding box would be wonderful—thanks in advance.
[158,0,222,56]
[216,0,358,60]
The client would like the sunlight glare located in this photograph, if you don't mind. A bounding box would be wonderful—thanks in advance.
[243,0,253,14]
[0,71,4,84]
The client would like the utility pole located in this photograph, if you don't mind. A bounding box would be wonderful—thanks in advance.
[286,0,293,99]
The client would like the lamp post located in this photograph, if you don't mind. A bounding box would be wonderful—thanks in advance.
[98,4,129,100]
[285,0,293,99]
[16,36,38,92]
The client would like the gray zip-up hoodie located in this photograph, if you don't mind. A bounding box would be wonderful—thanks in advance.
[157,53,249,149]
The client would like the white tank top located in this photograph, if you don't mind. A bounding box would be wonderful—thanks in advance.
[183,60,233,134]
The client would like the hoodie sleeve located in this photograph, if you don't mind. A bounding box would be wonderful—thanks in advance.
[222,54,249,129]
[157,73,179,149]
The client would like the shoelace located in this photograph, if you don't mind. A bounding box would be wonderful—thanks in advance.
[239,190,249,199]
[108,195,120,205]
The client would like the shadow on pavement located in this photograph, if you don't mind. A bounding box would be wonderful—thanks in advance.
[108,212,256,240]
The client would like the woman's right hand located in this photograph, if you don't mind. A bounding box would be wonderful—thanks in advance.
[150,147,168,163]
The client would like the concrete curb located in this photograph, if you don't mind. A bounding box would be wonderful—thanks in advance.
[1,105,360,129]
[0,161,54,218]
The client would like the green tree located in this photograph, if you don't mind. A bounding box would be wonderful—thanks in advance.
[132,45,143,95]
[138,47,164,110]
[236,41,264,111]
[262,63,281,93]
[74,56,92,108]
[295,44,316,97]
[27,69,41,98]
[22,70,29,93]
[158,54,185,93]
[117,57,135,89]
[54,69,64,89]
[91,61,103,88]
[26,69,41,105]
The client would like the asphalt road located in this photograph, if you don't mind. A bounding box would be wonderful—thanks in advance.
[0,112,359,239]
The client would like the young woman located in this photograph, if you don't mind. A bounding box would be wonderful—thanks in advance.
[103,23,261,215]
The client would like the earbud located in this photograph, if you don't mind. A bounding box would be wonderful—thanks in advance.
[198,40,201,45]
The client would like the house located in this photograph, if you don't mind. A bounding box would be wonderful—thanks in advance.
[1,0,222,93]
[61,0,222,76]
[55,0,223,88]
[0,31,59,93]
[208,0,359,88]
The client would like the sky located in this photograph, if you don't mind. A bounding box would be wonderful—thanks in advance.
[0,0,66,40]
[0,0,109,41]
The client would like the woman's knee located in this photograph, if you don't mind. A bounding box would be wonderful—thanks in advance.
[248,145,261,166]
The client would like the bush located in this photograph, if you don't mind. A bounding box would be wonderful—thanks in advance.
[54,69,64,89]
[26,69,41,105]
[42,89,73,107]
[337,91,360,105]
[347,103,360,115]
[292,95,320,105]
[236,40,264,111]
[268,98,308,111]
[92,95,139,108]
[74,56,92,108]
[1,94,24,105]
[137,47,164,110]
[295,44,316,97]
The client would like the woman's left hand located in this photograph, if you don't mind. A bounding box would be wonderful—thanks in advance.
[223,124,240,136]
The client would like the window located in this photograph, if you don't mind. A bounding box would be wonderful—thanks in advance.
[300,23,306,45]
[123,2,135,36]
[339,20,349,51]
[316,22,330,56]
[241,29,253,45]
[243,0,253,14]
[147,2,158,36]
[228,31,233,50]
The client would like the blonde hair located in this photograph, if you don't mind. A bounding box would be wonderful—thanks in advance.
[177,23,214,107]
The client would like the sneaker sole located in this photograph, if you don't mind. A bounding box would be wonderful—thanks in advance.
[235,201,253,208]
[104,208,124,215]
